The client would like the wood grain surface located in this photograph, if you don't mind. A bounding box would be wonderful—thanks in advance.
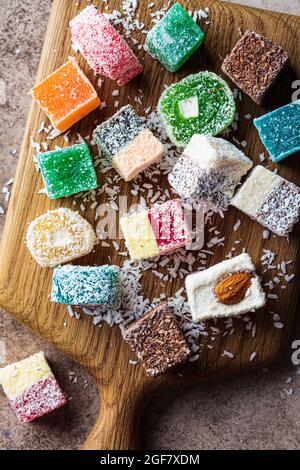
[0,0,300,450]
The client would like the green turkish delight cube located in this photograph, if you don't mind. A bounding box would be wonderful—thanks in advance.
[38,143,98,199]
[146,3,205,73]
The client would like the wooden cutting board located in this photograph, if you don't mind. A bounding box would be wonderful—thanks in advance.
[1,0,300,450]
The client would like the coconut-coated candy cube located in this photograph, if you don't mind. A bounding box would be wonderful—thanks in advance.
[0,352,66,424]
[186,253,266,323]
[254,101,300,163]
[30,58,100,133]
[38,143,98,200]
[51,264,120,307]
[146,3,205,73]
[93,105,164,181]
[70,5,143,86]
[231,166,300,236]
[120,199,191,261]
[158,72,236,147]
[26,208,97,268]
[148,199,192,255]
[222,30,289,105]
[168,134,253,211]
[124,303,190,377]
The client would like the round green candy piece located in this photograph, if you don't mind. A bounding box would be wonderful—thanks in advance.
[158,71,236,147]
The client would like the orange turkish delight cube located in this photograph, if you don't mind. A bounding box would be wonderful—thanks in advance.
[30,57,100,133]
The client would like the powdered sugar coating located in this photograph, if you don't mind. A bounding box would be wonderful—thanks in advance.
[231,165,279,216]
[51,264,121,307]
[11,377,66,424]
[112,128,165,181]
[70,5,143,86]
[0,352,52,399]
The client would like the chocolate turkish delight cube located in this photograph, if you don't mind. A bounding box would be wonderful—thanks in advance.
[125,303,191,377]
[222,30,289,105]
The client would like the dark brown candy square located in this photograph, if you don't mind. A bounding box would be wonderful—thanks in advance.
[125,303,191,377]
[222,30,289,105]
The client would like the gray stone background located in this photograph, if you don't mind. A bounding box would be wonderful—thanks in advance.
[0,0,300,450]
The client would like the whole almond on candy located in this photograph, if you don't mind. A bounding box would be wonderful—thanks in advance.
[215,272,252,305]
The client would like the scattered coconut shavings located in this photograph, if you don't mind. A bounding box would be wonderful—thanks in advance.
[150,1,172,24]
[259,153,266,162]
[1,178,14,202]
[267,293,278,300]
[281,387,294,399]
[22,1,297,371]
[261,249,276,268]
[221,350,235,359]
[47,128,61,140]
[129,359,138,365]
[249,352,257,362]
[189,354,200,362]
[188,8,210,23]
[71,259,212,360]
[262,229,270,240]
[233,219,241,231]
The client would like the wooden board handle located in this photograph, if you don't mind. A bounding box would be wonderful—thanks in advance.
[82,378,150,450]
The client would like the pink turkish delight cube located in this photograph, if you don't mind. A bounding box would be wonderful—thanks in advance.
[0,352,66,424]
[12,376,66,424]
[70,5,143,86]
[148,199,192,255]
